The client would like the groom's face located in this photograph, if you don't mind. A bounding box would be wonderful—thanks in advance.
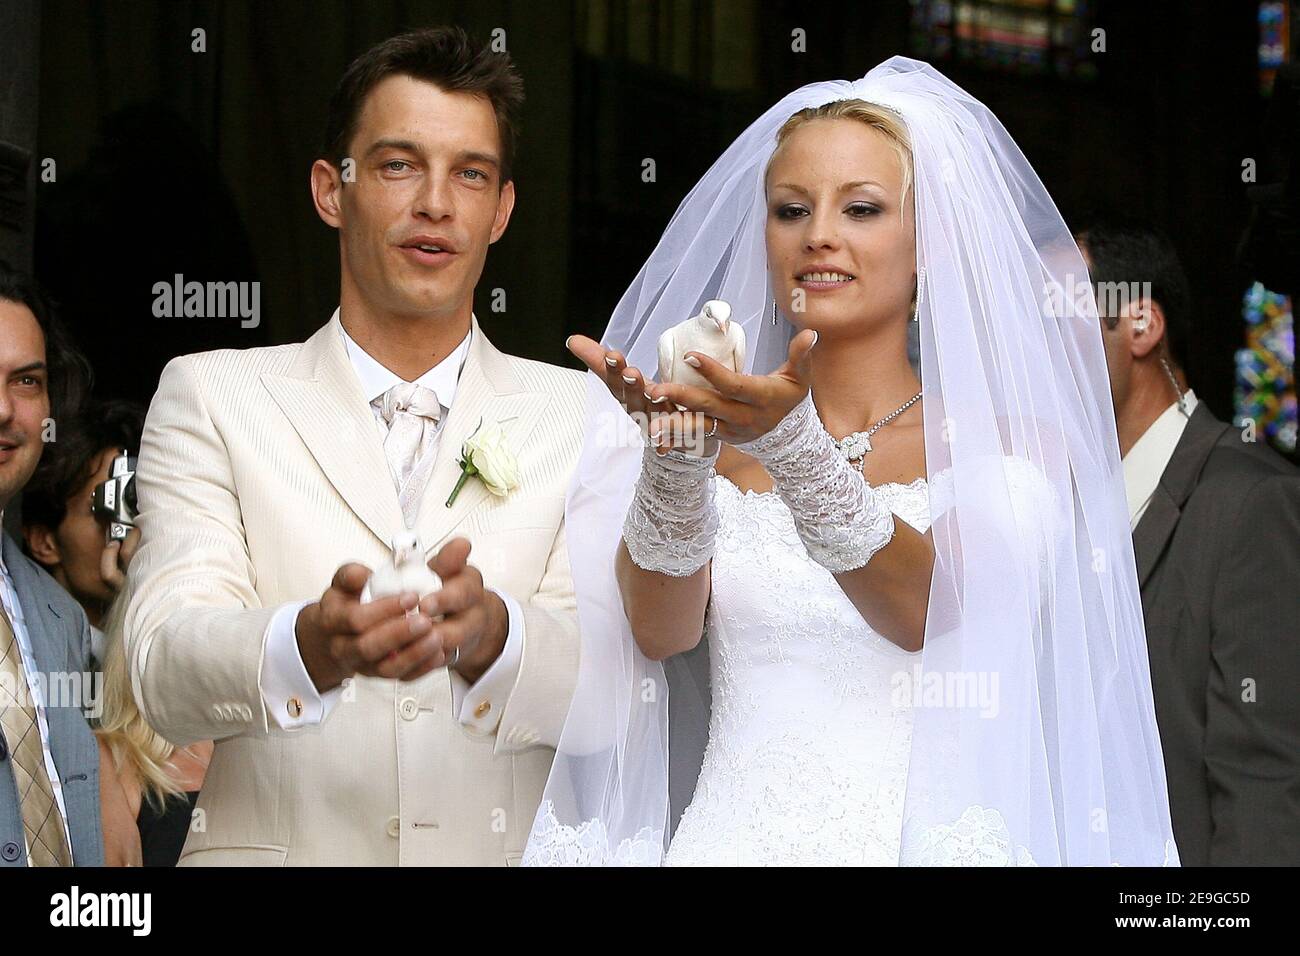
[316,75,516,322]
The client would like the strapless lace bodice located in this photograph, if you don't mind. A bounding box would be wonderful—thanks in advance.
[663,474,929,866]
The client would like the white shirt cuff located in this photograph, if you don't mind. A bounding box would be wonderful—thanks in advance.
[448,587,525,734]
[260,598,343,730]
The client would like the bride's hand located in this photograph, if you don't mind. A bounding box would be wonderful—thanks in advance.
[566,334,715,456]
[644,329,818,447]
[565,334,661,420]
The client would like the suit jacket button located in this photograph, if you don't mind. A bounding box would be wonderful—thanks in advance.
[1,842,19,862]
[386,816,401,838]
[398,697,418,721]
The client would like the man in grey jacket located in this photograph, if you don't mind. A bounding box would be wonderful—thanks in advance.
[1080,219,1300,865]
[0,263,102,867]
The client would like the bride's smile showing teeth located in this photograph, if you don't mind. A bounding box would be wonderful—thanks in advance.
[796,268,856,288]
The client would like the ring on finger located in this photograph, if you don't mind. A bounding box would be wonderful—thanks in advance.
[448,645,460,669]
[705,415,719,438]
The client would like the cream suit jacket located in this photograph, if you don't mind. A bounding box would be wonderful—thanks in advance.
[121,312,584,865]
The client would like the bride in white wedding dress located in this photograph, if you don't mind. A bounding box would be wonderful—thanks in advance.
[525,58,1178,866]
[647,99,930,867]
[661,476,927,866]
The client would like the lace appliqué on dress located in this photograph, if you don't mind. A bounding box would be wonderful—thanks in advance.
[522,800,663,866]
[902,805,1037,866]
[902,806,1181,867]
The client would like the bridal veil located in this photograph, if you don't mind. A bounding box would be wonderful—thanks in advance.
[524,56,1177,866]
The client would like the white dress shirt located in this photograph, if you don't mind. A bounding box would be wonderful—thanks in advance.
[0,520,76,862]
[259,319,526,734]
[1122,389,1199,529]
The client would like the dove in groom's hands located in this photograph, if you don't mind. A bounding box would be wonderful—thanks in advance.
[362,530,442,605]
[295,537,508,689]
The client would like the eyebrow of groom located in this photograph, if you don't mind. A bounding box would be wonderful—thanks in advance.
[364,139,500,171]
[454,150,501,170]
[365,137,423,157]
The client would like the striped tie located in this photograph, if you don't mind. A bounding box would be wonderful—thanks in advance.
[0,602,72,866]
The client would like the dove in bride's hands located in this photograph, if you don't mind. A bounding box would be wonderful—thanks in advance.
[362,530,442,605]
[656,299,746,389]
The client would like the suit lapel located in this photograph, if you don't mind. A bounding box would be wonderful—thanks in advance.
[260,312,550,555]
[414,317,549,555]
[261,312,404,549]
[1132,487,1180,588]
[2,531,71,677]
[1132,403,1230,586]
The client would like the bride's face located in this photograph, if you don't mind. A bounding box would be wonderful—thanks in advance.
[764,118,916,338]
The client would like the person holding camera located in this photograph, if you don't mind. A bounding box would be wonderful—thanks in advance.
[22,400,144,662]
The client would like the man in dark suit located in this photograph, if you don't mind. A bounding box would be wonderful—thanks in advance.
[1078,219,1300,865]
[0,262,102,866]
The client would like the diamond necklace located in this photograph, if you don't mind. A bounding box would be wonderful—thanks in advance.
[833,391,923,464]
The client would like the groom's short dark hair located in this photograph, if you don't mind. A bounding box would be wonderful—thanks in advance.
[323,26,524,182]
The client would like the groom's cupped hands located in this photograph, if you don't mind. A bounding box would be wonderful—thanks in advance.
[294,537,508,691]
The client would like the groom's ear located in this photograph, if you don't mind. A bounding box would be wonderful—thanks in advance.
[310,158,345,229]
[488,179,516,245]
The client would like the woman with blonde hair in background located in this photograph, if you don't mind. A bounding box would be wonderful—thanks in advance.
[97,591,210,866]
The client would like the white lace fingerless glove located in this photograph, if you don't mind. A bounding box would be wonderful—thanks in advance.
[622,442,721,576]
[735,392,896,573]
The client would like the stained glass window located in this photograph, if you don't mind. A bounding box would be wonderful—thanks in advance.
[910,0,1097,80]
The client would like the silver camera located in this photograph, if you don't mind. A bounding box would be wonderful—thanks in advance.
[91,449,137,542]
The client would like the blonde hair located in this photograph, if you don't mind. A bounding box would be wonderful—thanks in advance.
[96,592,187,810]
[772,99,914,221]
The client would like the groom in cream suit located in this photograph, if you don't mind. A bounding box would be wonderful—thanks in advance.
[120,28,583,865]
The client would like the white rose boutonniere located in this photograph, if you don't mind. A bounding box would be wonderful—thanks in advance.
[446,418,521,507]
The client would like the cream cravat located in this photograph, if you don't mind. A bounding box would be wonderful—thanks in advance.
[0,603,72,866]
[376,381,443,527]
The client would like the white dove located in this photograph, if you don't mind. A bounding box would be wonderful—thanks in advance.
[361,529,442,604]
[656,299,746,390]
